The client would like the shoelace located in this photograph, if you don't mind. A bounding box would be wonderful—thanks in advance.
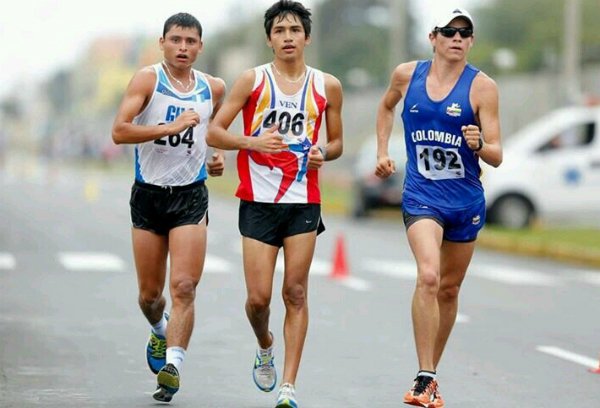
[413,376,434,395]
[278,383,295,399]
[150,335,166,358]
[256,351,274,374]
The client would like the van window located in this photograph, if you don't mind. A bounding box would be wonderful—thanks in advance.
[537,122,596,152]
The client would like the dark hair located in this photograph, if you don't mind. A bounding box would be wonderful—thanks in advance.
[163,12,203,39]
[264,0,312,38]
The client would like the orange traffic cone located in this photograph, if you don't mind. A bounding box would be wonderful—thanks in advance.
[330,234,349,280]
[589,354,600,374]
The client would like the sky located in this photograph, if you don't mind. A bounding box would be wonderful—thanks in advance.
[0,0,474,99]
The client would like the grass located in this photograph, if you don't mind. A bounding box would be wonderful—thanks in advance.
[478,226,600,267]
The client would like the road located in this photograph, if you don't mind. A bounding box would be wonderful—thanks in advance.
[1,165,599,407]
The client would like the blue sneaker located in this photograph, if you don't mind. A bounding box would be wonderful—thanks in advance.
[153,363,179,402]
[252,333,277,392]
[146,312,169,374]
[275,383,298,408]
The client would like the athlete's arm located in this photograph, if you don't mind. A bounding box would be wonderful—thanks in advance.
[112,67,200,144]
[206,75,227,177]
[206,69,286,154]
[375,61,415,178]
[307,73,343,169]
[470,73,503,167]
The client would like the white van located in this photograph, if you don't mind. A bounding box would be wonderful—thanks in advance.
[482,105,600,228]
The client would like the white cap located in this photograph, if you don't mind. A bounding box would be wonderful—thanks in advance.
[432,8,474,31]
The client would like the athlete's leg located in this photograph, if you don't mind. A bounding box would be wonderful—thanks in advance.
[433,240,476,369]
[132,228,169,325]
[166,220,207,350]
[279,230,316,385]
[406,219,444,372]
[243,237,279,348]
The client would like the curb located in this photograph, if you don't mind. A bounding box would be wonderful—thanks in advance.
[477,233,600,269]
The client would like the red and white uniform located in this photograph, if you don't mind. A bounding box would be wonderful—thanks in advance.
[236,63,327,204]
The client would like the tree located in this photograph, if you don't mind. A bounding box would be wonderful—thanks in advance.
[470,0,600,75]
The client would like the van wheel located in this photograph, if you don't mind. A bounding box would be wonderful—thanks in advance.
[488,195,534,229]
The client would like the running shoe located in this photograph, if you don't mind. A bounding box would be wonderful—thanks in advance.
[432,387,445,408]
[252,333,277,392]
[153,363,179,402]
[403,375,443,408]
[275,383,298,408]
[146,312,169,374]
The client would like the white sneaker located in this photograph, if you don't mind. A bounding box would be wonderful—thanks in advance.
[252,333,277,392]
[275,383,298,408]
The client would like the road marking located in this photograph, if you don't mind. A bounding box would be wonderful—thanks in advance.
[536,345,598,369]
[456,313,470,323]
[577,271,600,286]
[204,254,233,274]
[58,252,125,272]
[471,265,560,286]
[275,257,372,291]
[335,276,372,291]
[362,259,415,279]
[0,253,16,269]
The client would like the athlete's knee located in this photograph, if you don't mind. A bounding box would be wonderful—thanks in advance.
[246,292,271,314]
[138,287,163,309]
[438,283,461,302]
[416,267,440,293]
[170,277,198,303]
[282,283,307,308]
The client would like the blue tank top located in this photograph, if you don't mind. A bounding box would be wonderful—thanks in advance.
[401,60,484,210]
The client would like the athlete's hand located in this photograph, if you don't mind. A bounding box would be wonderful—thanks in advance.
[207,152,224,177]
[307,145,325,169]
[169,109,200,134]
[375,155,396,179]
[250,123,287,153]
[462,124,482,151]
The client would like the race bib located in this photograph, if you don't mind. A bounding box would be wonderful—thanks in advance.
[262,108,309,150]
[416,145,465,180]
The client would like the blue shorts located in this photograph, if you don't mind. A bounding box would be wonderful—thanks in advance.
[401,198,486,242]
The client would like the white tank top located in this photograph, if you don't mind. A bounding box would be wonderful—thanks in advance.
[132,63,213,186]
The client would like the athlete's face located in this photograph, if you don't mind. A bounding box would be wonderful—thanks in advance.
[267,14,311,61]
[160,25,203,68]
[429,18,474,61]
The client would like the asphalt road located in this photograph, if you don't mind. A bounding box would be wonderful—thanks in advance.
[1,165,599,407]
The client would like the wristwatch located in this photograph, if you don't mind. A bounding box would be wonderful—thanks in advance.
[474,137,484,152]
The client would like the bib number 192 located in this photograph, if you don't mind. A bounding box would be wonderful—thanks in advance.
[416,145,465,180]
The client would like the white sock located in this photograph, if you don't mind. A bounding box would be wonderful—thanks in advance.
[417,370,436,380]
[167,346,186,370]
[151,315,168,337]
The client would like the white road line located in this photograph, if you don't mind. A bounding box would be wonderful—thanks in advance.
[536,345,599,369]
[362,259,415,280]
[576,271,600,287]
[58,252,125,272]
[455,313,470,323]
[338,276,372,291]
[0,253,16,269]
[275,257,372,291]
[365,259,561,287]
[471,265,560,286]
[203,254,233,274]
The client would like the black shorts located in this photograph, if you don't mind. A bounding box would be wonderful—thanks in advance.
[238,200,325,247]
[130,180,208,236]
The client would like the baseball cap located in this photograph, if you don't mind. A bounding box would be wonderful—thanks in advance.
[432,8,474,31]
